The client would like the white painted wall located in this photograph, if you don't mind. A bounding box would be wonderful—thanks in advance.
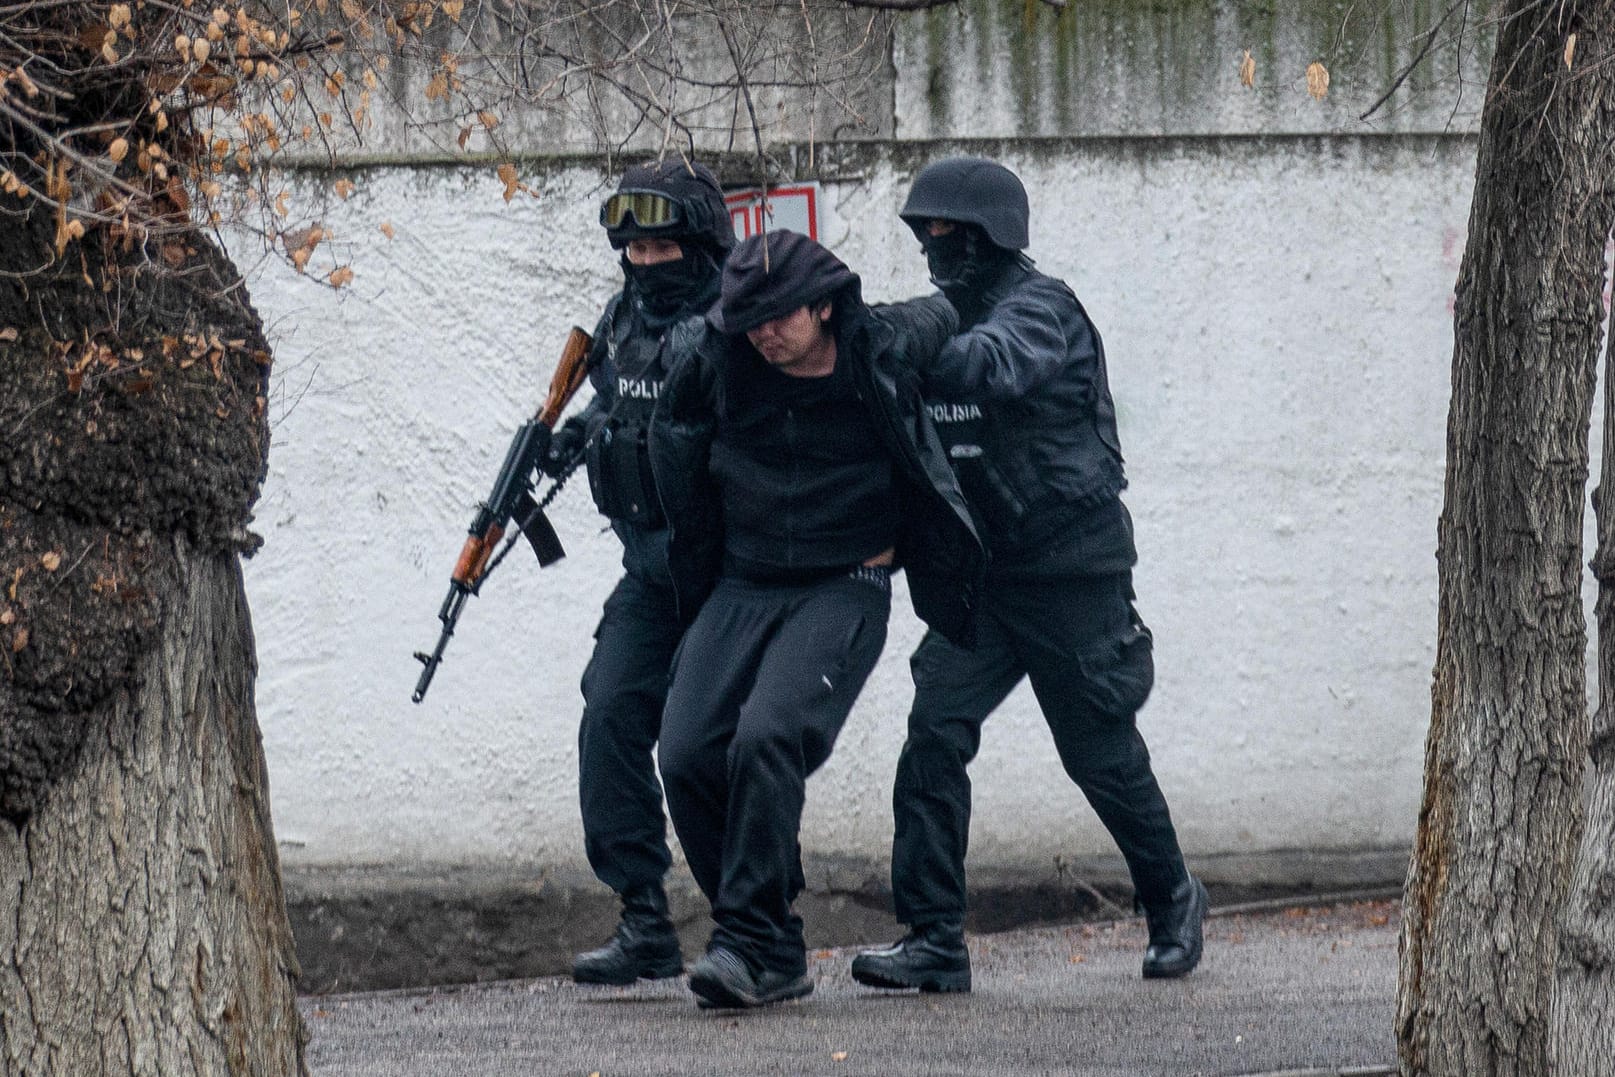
[241,133,1479,880]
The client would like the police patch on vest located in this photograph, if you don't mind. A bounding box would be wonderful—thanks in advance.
[927,402,982,424]
[618,377,661,401]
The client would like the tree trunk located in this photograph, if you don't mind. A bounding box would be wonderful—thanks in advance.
[1396,4,1615,1075]
[0,545,307,1076]
[1,204,308,1074]
[1554,274,1615,1070]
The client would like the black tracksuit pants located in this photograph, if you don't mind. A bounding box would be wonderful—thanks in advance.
[891,571,1188,926]
[577,573,682,896]
[659,574,890,973]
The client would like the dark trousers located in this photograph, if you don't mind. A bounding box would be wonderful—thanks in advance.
[891,571,1188,926]
[578,573,683,896]
[659,575,890,972]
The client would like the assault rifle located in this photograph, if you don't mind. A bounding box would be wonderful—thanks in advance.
[412,326,594,703]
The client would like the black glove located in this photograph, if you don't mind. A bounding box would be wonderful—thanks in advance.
[541,420,587,478]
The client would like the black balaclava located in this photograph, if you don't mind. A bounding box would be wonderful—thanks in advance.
[919,224,1017,311]
[623,243,722,328]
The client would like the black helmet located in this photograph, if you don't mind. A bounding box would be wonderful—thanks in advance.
[602,159,735,253]
[899,157,1029,251]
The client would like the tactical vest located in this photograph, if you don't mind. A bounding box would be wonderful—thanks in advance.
[584,309,668,528]
[928,282,1126,553]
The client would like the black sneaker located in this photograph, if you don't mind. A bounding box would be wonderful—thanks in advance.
[572,895,684,985]
[850,923,971,993]
[687,947,813,1010]
[1141,875,1209,979]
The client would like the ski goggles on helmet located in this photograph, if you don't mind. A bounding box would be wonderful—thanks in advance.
[600,190,685,232]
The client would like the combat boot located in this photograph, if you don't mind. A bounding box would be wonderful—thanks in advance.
[572,883,685,985]
[850,921,971,993]
[687,946,813,1010]
[1141,874,1209,979]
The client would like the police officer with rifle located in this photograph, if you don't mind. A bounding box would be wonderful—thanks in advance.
[545,160,736,986]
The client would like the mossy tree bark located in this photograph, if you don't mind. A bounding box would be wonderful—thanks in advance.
[0,202,308,1074]
[1395,3,1615,1075]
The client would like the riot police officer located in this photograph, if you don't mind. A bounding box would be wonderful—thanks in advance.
[852,157,1207,993]
[552,159,734,985]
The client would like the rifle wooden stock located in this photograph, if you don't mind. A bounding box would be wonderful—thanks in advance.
[538,326,593,427]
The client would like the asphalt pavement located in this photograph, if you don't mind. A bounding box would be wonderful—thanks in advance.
[300,899,1398,1077]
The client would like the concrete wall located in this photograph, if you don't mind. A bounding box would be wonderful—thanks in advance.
[233,2,1524,984]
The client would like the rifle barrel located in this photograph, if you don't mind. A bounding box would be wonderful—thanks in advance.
[412,584,470,703]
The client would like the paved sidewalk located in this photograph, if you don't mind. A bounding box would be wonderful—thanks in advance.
[300,900,1398,1077]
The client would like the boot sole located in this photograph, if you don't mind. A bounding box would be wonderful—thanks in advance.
[851,964,971,993]
[572,954,685,986]
[691,972,814,1010]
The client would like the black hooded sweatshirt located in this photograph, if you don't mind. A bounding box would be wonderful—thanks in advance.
[651,231,985,646]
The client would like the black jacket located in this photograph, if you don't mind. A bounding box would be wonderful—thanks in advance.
[650,291,984,646]
[924,260,1134,576]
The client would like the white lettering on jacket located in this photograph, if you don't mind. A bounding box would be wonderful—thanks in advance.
[618,377,661,401]
[927,402,982,424]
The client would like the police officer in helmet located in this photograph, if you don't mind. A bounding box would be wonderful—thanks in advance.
[550,158,734,985]
[851,157,1208,993]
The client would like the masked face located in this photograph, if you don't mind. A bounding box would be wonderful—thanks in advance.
[622,243,719,322]
[920,225,973,291]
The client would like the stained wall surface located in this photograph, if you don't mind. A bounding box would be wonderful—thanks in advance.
[241,2,1513,893]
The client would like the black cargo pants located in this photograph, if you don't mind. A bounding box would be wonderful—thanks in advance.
[890,571,1188,926]
[659,572,891,974]
[577,573,683,896]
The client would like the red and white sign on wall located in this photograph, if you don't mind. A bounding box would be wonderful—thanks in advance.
[724,183,821,241]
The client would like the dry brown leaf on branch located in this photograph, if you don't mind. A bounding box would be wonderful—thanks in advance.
[1239,49,1255,88]
[1306,61,1329,100]
[333,178,356,200]
[40,552,62,573]
[329,266,355,288]
[498,162,520,202]
[11,627,28,654]
[478,110,499,130]
[1565,34,1577,70]
[0,328,18,343]
[830,1052,848,1063]
[379,221,396,240]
